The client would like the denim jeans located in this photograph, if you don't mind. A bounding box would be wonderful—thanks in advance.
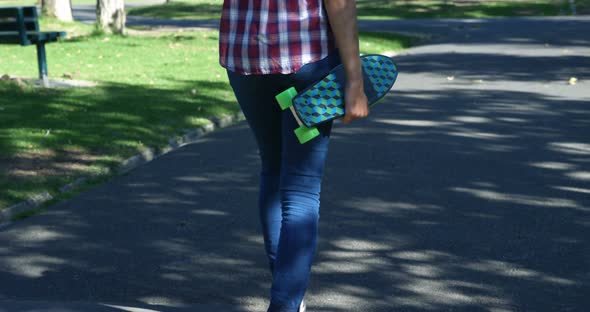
[227,51,341,312]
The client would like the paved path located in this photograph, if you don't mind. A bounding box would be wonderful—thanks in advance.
[1,10,589,312]
[72,1,167,26]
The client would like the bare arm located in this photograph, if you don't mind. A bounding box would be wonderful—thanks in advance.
[324,0,368,124]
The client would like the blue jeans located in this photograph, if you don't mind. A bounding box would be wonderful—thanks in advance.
[227,51,341,312]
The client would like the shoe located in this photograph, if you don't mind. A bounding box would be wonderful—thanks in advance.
[298,299,306,312]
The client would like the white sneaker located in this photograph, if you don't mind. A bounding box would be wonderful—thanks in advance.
[298,299,306,312]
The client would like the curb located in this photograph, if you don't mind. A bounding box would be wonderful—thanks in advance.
[0,112,245,227]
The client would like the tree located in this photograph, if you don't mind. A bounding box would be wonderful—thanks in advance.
[97,0,126,35]
[42,0,74,22]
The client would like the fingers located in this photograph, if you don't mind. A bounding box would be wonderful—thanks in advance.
[342,109,368,124]
[342,84,369,125]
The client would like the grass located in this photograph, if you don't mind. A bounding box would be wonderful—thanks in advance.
[2,0,586,19]
[0,20,413,210]
[127,0,584,20]
[355,0,572,19]
[0,0,148,6]
[359,31,416,54]
[39,15,96,36]
[128,1,221,20]
[0,32,234,210]
[574,0,590,13]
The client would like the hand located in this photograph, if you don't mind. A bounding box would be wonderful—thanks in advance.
[342,80,369,125]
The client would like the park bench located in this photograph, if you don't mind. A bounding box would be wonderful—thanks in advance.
[0,6,66,86]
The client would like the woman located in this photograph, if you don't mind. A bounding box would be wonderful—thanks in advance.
[219,1,367,311]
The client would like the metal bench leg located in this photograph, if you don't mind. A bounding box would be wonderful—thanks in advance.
[36,43,49,87]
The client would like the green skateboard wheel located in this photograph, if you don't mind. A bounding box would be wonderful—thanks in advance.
[276,87,298,110]
[295,125,320,144]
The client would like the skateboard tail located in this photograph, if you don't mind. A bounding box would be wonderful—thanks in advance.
[295,126,320,144]
[276,87,298,110]
[276,87,322,144]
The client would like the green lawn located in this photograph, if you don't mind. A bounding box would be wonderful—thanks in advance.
[129,1,221,20]
[0,31,232,210]
[0,0,147,5]
[0,20,413,210]
[1,0,585,19]
[128,0,582,20]
[357,0,561,19]
[575,0,590,12]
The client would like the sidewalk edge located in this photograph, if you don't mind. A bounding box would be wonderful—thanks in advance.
[0,112,245,227]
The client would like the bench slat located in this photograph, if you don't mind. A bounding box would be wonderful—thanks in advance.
[0,31,21,43]
[0,20,38,32]
[23,6,37,18]
[0,7,19,18]
[28,31,67,43]
[0,31,66,45]
[0,6,37,18]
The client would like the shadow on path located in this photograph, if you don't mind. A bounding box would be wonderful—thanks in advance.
[1,13,589,312]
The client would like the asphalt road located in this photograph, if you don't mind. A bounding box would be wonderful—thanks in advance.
[1,10,589,312]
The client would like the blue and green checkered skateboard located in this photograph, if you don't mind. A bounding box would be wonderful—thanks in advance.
[275,54,398,144]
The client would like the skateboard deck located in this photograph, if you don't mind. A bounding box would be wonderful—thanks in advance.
[276,54,398,144]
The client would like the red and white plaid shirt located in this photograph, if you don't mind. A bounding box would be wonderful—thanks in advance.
[219,0,336,75]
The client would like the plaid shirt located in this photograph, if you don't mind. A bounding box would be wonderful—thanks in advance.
[219,0,336,75]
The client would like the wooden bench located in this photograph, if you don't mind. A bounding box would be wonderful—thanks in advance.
[0,6,66,86]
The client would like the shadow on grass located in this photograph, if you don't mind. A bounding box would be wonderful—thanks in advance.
[128,2,222,20]
[125,0,569,21]
[356,0,562,19]
[359,14,590,48]
[0,78,238,209]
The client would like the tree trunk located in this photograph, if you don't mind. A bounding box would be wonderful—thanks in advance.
[43,0,74,22]
[97,0,126,35]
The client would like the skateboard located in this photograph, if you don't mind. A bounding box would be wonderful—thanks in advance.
[275,54,398,144]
